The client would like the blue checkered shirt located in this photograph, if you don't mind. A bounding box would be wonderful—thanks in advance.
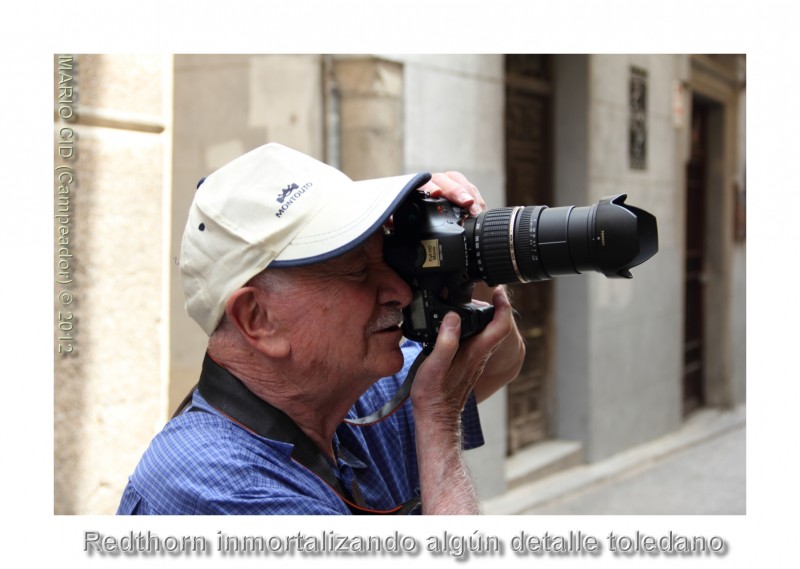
[116,340,484,515]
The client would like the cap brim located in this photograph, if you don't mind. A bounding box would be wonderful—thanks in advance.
[270,172,431,267]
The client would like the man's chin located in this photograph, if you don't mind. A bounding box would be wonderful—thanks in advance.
[363,327,405,375]
[376,342,406,378]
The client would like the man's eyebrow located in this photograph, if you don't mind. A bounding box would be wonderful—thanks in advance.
[338,254,369,273]
[317,249,367,275]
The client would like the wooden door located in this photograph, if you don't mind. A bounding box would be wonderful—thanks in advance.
[504,55,554,453]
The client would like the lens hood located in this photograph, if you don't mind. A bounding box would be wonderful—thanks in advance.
[594,194,658,278]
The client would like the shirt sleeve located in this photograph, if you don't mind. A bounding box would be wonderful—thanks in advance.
[461,390,485,450]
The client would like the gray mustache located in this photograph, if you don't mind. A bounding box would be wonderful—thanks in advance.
[366,310,404,334]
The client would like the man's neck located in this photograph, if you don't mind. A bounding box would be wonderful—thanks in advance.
[207,346,362,460]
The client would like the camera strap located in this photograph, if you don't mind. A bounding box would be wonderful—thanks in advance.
[344,343,431,426]
[172,352,426,515]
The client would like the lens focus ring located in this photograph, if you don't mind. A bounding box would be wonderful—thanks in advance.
[514,207,535,282]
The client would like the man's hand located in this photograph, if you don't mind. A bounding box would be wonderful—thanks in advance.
[411,289,516,421]
[409,288,516,515]
[421,171,487,216]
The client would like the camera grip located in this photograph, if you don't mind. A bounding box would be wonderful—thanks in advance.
[402,290,495,343]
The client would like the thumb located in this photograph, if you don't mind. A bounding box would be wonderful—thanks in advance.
[419,312,461,380]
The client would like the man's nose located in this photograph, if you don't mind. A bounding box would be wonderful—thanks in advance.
[379,264,413,309]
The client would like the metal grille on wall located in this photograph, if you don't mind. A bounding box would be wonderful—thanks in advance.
[629,66,648,170]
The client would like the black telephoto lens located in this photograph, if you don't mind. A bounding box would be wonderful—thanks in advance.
[464,194,658,285]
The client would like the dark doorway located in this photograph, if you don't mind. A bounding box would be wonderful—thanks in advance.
[504,55,554,453]
[683,97,711,415]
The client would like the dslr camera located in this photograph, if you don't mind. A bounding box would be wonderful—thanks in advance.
[384,191,658,344]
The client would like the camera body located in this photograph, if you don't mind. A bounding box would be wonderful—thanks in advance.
[384,194,493,343]
[384,190,658,344]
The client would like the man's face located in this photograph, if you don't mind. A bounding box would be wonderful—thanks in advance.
[269,231,413,394]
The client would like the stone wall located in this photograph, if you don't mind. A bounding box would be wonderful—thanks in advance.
[54,54,170,514]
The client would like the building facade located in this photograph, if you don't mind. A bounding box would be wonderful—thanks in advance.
[53,54,746,514]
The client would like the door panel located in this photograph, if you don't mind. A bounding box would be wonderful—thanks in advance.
[504,55,553,453]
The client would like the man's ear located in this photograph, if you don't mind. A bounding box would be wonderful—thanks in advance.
[225,287,290,358]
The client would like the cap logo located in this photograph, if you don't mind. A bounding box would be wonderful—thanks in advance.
[276,183,299,203]
[275,182,313,219]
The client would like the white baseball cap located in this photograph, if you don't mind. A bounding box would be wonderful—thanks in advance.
[180,143,430,335]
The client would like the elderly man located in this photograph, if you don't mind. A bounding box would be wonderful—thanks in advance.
[117,143,525,515]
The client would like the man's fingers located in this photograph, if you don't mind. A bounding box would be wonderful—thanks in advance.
[464,287,513,355]
[419,311,461,381]
[424,172,485,216]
